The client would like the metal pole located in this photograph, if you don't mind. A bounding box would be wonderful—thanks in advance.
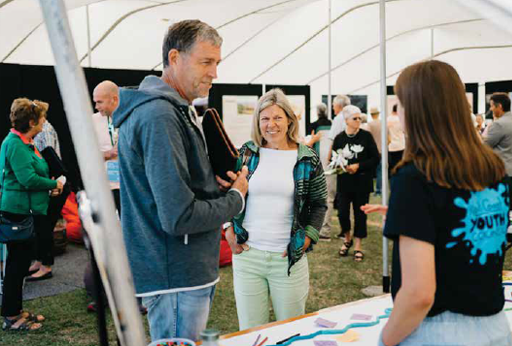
[37,2,147,346]
[430,28,434,59]
[379,0,390,293]
[86,4,92,67]
[327,0,332,119]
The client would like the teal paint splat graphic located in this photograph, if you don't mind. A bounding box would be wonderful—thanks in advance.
[450,184,509,265]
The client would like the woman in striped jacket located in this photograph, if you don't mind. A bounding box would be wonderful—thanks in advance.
[224,88,327,331]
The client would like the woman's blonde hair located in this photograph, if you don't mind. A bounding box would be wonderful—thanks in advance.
[394,60,505,190]
[9,98,48,133]
[251,88,300,147]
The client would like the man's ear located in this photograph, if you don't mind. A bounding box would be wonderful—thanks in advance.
[168,49,180,67]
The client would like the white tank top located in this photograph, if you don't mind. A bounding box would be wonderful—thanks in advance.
[243,148,297,253]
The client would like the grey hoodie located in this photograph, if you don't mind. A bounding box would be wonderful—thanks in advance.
[113,75,242,295]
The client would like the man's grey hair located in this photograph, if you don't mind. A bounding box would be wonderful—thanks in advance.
[162,19,223,68]
[316,103,328,118]
[333,95,351,108]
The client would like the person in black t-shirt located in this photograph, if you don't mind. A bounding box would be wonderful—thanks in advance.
[363,60,512,346]
[330,105,379,261]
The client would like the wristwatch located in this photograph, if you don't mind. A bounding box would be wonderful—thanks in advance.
[222,222,233,230]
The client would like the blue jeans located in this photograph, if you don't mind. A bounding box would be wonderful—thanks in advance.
[141,285,216,342]
[375,159,382,195]
[378,310,512,346]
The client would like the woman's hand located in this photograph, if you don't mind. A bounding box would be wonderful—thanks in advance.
[51,180,64,196]
[281,236,312,258]
[360,204,388,215]
[346,163,359,174]
[225,226,245,255]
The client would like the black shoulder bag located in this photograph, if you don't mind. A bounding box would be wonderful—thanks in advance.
[0,143,35,243]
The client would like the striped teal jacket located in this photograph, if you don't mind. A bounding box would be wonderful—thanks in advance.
[232,141,328,274]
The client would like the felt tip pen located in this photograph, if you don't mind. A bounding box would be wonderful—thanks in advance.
[276,333,300,344]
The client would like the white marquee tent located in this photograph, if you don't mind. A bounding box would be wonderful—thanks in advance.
[2,0,512,116]
[3,1,512,345]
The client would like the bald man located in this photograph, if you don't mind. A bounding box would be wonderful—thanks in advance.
[85,80,122,312]
[92,80,120,204]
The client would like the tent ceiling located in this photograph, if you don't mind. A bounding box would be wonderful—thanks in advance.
[1,0,511,103]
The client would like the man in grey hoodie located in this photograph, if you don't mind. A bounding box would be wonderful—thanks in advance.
[113,20,248,342]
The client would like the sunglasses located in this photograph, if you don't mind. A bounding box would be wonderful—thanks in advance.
[351,117,362,121]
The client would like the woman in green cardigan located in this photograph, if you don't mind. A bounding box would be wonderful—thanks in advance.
[0,98,63,331]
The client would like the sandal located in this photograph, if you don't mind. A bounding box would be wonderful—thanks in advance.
[354,250,364,262]
[339,239,353,257]
[2,316,42,331]
[21,310,45,323]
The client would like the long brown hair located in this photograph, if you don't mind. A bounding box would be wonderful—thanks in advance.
[394,60,505,190]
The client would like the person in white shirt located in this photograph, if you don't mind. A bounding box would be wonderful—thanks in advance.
[92,81,120,210]
[388,104,405,173]
[328,94,351,141]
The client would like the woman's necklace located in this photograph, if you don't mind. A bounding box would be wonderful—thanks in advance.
[346,129,359,138]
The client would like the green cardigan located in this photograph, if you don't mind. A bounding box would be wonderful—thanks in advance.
[0,132,57,215]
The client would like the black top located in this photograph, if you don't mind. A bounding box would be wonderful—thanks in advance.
[310,117,332,133]
[384,163,511,317]
[332,129,379,193]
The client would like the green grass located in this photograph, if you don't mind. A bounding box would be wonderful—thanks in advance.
[1,196,511,345]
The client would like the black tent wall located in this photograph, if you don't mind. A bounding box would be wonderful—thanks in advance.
[0,63,158,189]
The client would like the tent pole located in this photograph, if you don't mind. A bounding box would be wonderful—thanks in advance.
[430,28,434,59]
[86,4,92,67]
[37,1,147,345]
[327,0,332,118]
[379,0,390,294]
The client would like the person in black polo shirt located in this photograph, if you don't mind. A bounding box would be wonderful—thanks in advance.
[364,60,512,346]
[331,105,379,261]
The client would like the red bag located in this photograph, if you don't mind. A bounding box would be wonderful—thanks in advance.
[219,229,232,267]
[61,192,84,243]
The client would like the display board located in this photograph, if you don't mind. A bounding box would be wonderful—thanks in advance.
[221,95,258,148]
[321,95,367,120]
[0,63,158,190]
[208,83,263,148]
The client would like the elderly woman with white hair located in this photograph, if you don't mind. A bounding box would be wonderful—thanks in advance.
[224,88,327,330]
[330,105,379,261]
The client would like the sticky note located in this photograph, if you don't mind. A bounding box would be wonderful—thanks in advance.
[315,317,338,328]
[335,329,360,342]
[350,313,372,321]
[313,341,337,346]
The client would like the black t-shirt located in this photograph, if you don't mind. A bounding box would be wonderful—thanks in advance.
[332,129,379,193]
[384,163,510,317]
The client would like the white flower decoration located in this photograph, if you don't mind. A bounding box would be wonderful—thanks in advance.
[351,144,364,158]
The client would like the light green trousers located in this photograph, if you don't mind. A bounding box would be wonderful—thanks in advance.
[232,247,309,331]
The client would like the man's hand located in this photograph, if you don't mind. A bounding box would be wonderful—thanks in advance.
[215,171,238,192]
[231,166,249,197]
[103,146,118,161]
[225,227,245,255]
[346,163,359,174]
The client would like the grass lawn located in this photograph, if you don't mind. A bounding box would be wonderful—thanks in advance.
[1,196,511,345]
